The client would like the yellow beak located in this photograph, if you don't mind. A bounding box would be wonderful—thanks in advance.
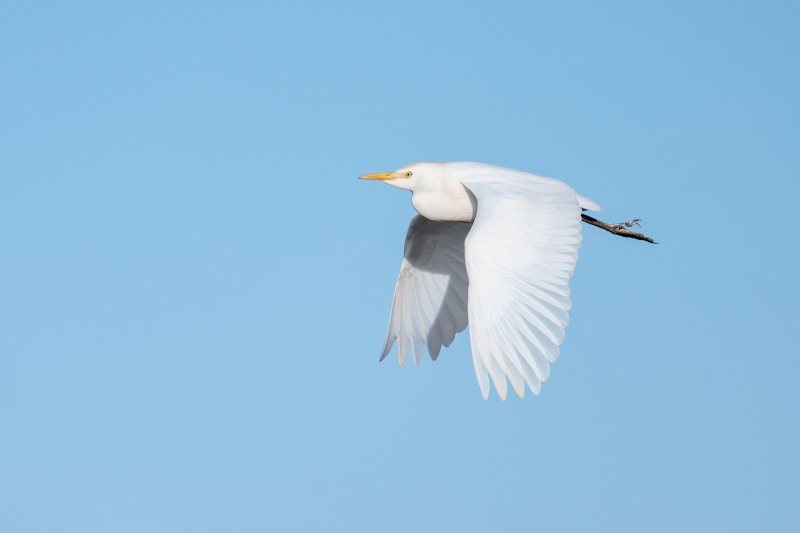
[359,172,398,181]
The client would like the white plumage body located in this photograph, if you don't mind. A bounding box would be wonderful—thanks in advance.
[362,162,601,400]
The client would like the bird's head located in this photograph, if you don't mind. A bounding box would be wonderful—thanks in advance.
[359,162,443,191]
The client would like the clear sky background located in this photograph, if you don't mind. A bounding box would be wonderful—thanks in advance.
[1,1,798,531]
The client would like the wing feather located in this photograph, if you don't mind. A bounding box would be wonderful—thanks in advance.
[380,215,471,365]
[462,171,583,399]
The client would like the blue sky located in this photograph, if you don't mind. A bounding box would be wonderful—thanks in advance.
[1,1,798,531]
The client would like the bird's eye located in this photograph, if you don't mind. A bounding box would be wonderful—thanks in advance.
[405,171,413,178]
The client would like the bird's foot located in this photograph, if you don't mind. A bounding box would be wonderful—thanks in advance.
[608,219,643,231]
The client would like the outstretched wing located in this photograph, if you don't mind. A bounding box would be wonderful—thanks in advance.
[381,215,472,366]
[462,172,583,400]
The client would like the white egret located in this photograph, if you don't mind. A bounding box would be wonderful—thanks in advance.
[361,162,654,400]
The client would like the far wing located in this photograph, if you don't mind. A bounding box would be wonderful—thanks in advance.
[381,215,471,366]
[462,174,583,400]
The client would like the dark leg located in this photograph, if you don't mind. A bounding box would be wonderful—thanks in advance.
[581,214,657,244]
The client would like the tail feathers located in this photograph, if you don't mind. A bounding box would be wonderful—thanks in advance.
[577,194,601,211]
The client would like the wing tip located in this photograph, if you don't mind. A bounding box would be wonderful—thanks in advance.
[379,338,395,362]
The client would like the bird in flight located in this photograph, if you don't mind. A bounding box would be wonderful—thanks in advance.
[361,162,655,400]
